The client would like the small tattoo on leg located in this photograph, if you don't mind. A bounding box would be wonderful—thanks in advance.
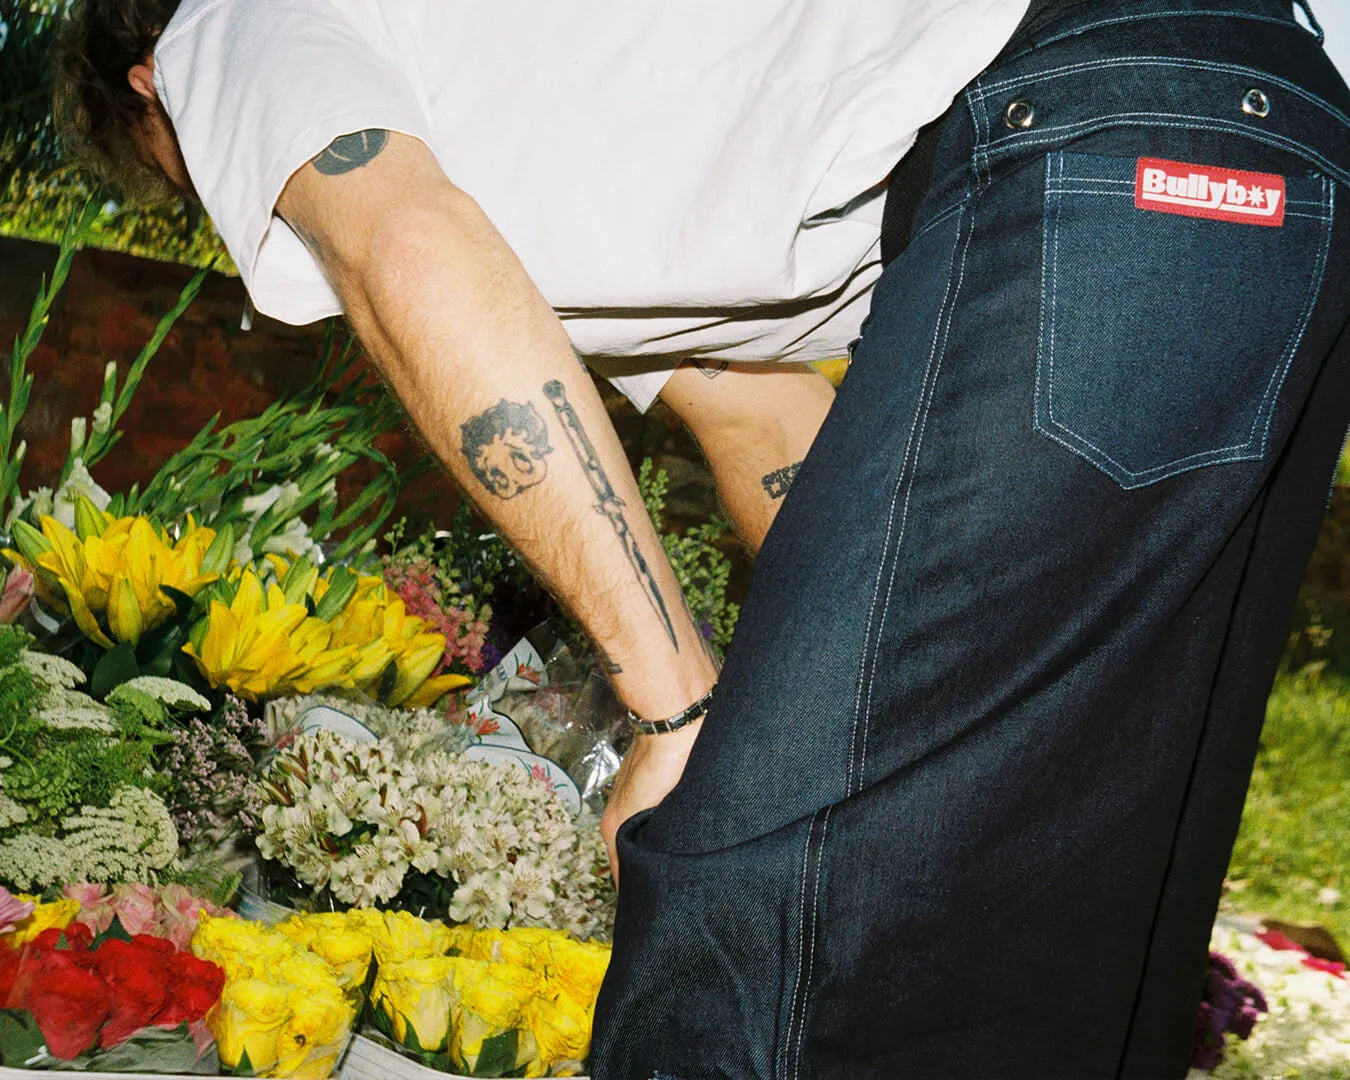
[460,400,553,499]
[311,129,389,175]
[761,461,802,500]
[689,359,728,380]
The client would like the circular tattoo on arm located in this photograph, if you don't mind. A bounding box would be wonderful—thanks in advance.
[311,129,390,175]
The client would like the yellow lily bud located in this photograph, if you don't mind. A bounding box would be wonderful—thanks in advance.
[106,574,145,645]
[72,494,108,541]
[10,518,52,564]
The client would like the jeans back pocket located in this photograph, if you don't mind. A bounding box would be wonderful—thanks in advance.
[1035,150,1332,488]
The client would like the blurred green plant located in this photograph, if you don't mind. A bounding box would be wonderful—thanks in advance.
[639,457,738,654]
[0,2,233,270]
[1226,669,1350,948]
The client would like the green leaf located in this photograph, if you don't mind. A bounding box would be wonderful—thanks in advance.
[92,913,134,948]
[201,522,235,575]
[159,584,199,620]
[232,1045,258,1076]
[471,1028,521,1078]
[91,641,140,698]
[313,566,358,622]
[0,1009,48,1067]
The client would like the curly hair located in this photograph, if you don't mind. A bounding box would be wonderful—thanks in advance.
[51,0,184,203]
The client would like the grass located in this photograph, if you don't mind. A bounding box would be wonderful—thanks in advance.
[1225,670,1350,948]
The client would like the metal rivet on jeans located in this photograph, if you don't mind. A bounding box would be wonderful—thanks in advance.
[1004,100,1035,129]
[1241,88,1271,118]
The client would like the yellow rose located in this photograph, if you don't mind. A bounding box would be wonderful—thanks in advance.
[526,994,592,1078]
[210,979,292,1074]
[459,926,556,970]
[544,938,612,1007]
[369,909,455,966]
[272,987,355,1078]
[7,896,79,947]
[449,958,542,1075]
[276,914,375,991]
[373,955,457,1052]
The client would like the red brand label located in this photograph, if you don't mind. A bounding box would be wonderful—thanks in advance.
[1135,157,1286,226]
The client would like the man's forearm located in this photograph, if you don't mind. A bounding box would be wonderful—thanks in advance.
[277,135,717,720]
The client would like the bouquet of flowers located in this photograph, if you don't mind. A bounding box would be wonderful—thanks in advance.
[252,728,613,939]
[363,913,609,1078]
[191,913,360,1078]
[0,911,226,1073]
[0,624,215,892]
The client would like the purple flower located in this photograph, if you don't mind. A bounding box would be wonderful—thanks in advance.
[1191,952,1268,1071]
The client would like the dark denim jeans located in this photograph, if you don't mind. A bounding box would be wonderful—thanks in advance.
[593,2,1350,1077]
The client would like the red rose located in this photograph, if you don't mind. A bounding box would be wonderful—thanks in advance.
[0,948,19,1006]
[9,949,111,1059]
[131,933,177,955]
[30,923,92,951]
[156,951,225,1027]
[87,939,169,1049]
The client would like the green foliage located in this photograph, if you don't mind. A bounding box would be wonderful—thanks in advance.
[1,198,100,523]
[638,458,739,654]
[0,636,188,837]
[0,626,34,668]
[126,325,410,563]
[1227,670,1350,946]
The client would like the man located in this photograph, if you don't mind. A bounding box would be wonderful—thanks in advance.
[55,0,1350,1076]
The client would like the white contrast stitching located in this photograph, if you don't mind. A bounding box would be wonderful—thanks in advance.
[981,115,1350,191]
[790,807,831,1080]
[1249,177,1334,449]
[781,814,815,1079]
[861,204,978,788]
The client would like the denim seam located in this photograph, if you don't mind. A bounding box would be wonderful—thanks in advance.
[965,79,991,185]
[783,807,831,1080]
[781,814,815,1079]
[848,203,970,795]
[862,206,978,784]
[1038,154,1066,448]
[981,116,1350,192]
[974,56,1350,130]
[1248,177,1334,450]
[1036,168,1333,485]
[1034,11,1309,52]
[1044,189,1330,221]
[910,197,969,245]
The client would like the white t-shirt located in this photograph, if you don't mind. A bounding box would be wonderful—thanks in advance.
[153,0,1029,409]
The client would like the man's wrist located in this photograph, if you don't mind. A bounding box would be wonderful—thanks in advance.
[627,685,715,735]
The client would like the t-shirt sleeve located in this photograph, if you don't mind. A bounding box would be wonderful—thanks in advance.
[153,0,435,324]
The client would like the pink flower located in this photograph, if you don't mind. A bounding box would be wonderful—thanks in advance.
[0,567,33,625]
[63,883,115,936]
[109,884,159,936]
[0,887,33,935]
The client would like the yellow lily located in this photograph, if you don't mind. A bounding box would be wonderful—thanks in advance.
[9,501,225,650]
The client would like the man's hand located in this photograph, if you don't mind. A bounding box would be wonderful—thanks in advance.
[601,720,703,886]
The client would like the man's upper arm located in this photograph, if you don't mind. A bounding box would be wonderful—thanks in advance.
[276,129,464,272]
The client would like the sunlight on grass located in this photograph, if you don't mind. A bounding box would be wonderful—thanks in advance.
[1226,672,1350,947]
